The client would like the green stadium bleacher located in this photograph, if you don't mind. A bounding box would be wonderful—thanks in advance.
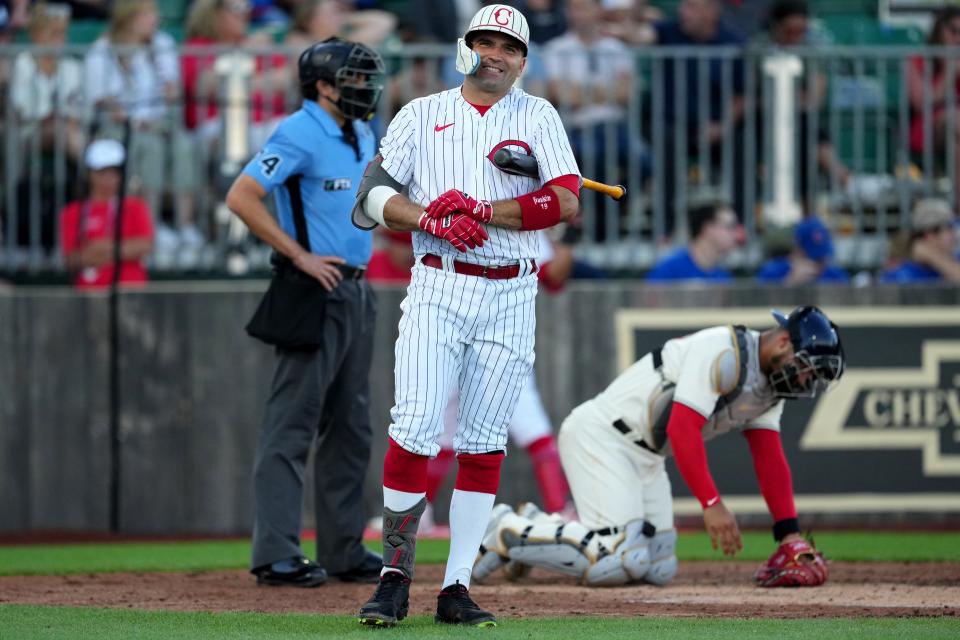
[157,0,189,24]
[67,20,107,44]
[822,14,923,45]
[807,0,878,16]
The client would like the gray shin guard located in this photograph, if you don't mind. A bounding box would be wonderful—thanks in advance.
[382,498,427,580]
[645,528,678,585]
[502,524,591,579]
[585,520,654,586]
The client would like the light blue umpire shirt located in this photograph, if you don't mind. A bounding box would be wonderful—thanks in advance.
[242,100,376,267]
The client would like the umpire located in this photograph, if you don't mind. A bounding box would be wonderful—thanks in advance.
[226,37,385,586]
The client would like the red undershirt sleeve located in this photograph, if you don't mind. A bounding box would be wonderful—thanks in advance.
[545,174,580,198]
[665,402,720,509]
[743,428,798,522]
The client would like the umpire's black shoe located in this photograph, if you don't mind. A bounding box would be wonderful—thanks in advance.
[253,557,327,587]
[331,549,382,584]
[357,571,410,626]
[434,581,497,627]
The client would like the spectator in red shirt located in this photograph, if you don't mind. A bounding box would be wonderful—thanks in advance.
[60,139,154,289]
[181,0,291,148]
[908,7,960,192]
[365,228,415,283]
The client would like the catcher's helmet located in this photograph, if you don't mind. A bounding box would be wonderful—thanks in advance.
[298,37,385,121]
[768,306,845,398]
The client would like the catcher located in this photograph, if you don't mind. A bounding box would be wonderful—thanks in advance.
[475,306,842,588]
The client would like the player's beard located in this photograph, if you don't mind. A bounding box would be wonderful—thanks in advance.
[468,66,517,96]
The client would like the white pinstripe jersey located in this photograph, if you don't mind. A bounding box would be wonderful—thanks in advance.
[379,86,579,264]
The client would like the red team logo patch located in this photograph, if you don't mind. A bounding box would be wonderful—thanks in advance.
[494,8,512,25]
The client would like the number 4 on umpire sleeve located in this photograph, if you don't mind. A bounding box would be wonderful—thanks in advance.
[259,153,282,178]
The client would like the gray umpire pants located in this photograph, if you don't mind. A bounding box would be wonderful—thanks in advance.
[250,278,375,573]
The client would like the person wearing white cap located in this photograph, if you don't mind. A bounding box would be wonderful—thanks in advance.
[880,198,960,284]
[59,139,154,289]
[354,2,581,629]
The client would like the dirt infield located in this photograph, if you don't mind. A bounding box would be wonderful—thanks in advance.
[2,562,958,618]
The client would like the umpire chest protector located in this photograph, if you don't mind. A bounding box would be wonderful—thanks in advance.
[645,325,781,456]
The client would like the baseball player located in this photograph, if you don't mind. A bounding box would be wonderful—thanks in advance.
[351,4,580,627]
[421,230,576,534]
[474,306,843,588]
[226,38,385,587]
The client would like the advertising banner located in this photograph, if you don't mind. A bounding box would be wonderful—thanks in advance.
[615,307,960,516]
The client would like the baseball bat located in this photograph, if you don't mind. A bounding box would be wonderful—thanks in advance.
[491,148,627,201]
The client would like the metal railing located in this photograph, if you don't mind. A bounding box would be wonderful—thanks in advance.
[0,42,955,275]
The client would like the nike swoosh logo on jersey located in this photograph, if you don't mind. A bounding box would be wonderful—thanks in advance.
[434,123,455,132]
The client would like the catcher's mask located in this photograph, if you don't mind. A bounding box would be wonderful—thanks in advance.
[768,306,845,399]
[299,37,385,121]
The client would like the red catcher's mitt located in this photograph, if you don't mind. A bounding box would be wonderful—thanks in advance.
[754,539,828,587]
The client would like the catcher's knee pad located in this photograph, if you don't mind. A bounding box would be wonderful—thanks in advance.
[584,550,631,586]
[621,519,656,581]
[503,520,593,579]
[644,528,678,586]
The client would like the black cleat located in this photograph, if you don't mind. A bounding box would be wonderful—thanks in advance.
[253,557,327,588]
[435,581,497,627]
[331,549,383,584]
[357,571,411,626]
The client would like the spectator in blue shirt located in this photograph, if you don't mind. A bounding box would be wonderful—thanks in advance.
[757,217,849,284]
[640,0,748,235]
[646,200,741,283]
[881,198,960,284]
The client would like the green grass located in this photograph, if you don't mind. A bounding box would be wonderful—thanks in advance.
[1,531,957,576]
[0,539,444,576]
[1,607,958,640]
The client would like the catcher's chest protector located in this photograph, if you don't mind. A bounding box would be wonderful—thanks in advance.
[650,326,778,452]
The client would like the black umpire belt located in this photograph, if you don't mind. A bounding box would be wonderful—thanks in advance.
[337,264,367,280]
[613,419,661,455]
[272,254,366,281]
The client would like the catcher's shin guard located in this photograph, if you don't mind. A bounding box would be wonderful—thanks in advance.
[517,501,565,524]
[584,519,655,586]
[644,528,678,585]
[471,503,514,583]
[502,502,563,581]
[503,519,593,579]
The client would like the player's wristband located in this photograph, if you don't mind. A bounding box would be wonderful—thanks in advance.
[516,186,563,230]
[773,517,801,542]
[364,185,398,227]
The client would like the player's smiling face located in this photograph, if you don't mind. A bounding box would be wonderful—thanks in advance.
[467,32,526,95]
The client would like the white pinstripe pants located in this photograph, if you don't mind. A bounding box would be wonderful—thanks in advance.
[388,258,538,456]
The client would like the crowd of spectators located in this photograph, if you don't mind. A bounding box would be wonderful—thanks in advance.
[0,0,957,287]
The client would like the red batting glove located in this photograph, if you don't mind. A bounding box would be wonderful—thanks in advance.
[419,212,489,252]
[424,189,493,224]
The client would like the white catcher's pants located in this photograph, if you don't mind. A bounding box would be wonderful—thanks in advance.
[558,401,674,532]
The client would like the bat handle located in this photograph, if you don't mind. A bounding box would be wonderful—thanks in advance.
[582,178,626,201]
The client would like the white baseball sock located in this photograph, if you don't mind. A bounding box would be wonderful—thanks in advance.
[383,486,426,512]
[442,488,495,589]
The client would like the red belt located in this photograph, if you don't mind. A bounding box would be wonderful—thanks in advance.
[421,254,534,280]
